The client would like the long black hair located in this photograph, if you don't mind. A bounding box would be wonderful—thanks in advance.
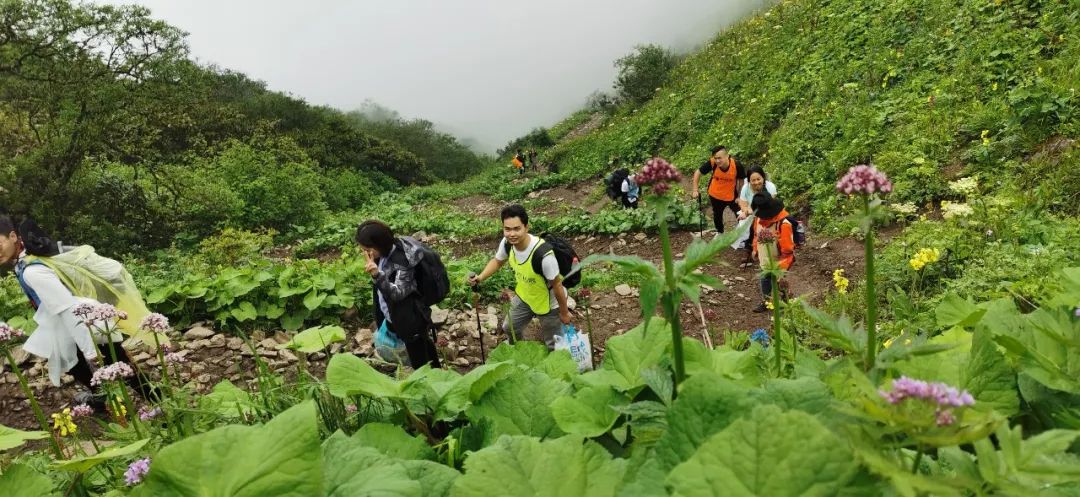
[355,220,395,256]
[18,219,59,256]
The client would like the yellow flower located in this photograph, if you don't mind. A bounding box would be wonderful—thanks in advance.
[981,129,991,145]
[110,396,127,418]
[908,248,941,271]
[765,300,775,310]
[51,408,77,437]
[832,269,849,294]
[992,82,998,91]
[883,337,895,349]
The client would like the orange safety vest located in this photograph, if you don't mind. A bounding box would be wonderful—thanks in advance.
[708,157,738,201]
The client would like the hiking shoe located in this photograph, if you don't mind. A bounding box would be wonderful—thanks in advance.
[752,302,769,313]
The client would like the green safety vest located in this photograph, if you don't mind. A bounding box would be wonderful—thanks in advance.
[509,239,553,314]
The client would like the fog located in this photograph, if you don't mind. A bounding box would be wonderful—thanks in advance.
[121,0,772,152]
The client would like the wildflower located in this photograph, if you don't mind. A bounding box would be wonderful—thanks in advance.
[111,396,127,417]
[72,303,128,327]
[833,269,849,294]
[980,130,991,146]
[908,248,941,271]
[947,177,978,196]
[51,408,77,437]
[138,406,162,421]
[0,323,24,344]
[765,300,775,310]
[879,376,974,426]
[749,328,770,347]
[635,157,681,195]
[756,227,778,243]
[883,336,895,348]
[90,362,134,387]
[345,404,358,414]
[124,458,151,486]
[577,287,592,300]
[436,336,449,348]
[837,164,892,196]
[702,307,719,321]
[71,404,94,418]
[139,313,170,334]
[890,202,917,216]
[940,200,974,219]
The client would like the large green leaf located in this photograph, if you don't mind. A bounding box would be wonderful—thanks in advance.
[936,294,987,329]
[199,380,257,418]
[601,318,671,391]
[962,327,1020,416]
[451,435,626,497]
[971,425,1080,494]
[467,369,571,439]
[352,422,436,461]
[279,325,346,353]
[131,402,321,497]
[402,365,466,418]
[683,338,764,387]
[654,373,756,471]
[488,341,549,367]
[52,438,149,473]
[434,362,515,420]
[402,460,460,497]
[326,353,411,400]
[667,405,859,497]
[0,464,58,496]
[229,301,258,322]
[0,424,48,452]
[750,377,834,415]
[322,432,421,497]
[551,385,630,438]
[303,289,327,311]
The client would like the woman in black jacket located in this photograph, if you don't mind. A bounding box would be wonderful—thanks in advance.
[356,220,441,369]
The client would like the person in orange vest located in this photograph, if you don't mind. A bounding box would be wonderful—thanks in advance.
[750,192,795,313]
[512,149,525,174]
[691,146,746,238]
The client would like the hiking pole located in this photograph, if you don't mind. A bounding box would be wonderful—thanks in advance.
[696,193,705,237]
[468,273,487,363]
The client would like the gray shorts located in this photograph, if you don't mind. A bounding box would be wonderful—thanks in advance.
[502,295,562,349]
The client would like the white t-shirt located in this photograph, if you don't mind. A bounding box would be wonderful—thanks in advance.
[495,235,561,310]
[621,176,639,200]
[740,180,778,205]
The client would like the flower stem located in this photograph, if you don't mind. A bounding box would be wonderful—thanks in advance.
[911,446,924,474]
[863,195,878,372]
[656,198,685,387]
[4,350,63,458]
[771,275,783,377]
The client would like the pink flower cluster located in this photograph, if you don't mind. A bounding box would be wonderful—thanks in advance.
[138,406,162,421]
[125,458,151,486]
[836,164,893,195]
[879,376,974,426]
[71,404,95,418]
[756,227,778,243]
[90,362,134,386]
[636,157,682,195]
[139,313,170,334]
[73,303,128,323]
[0,323,24,343]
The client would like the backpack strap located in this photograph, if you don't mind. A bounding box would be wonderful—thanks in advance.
[14,259,45,310]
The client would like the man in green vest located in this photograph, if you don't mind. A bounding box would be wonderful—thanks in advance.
[468,204,572,349]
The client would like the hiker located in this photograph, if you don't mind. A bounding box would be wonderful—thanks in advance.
[620,172,641,209]
[750,193,795,313]
[512,149,526,175]
[734,166,778,263]
[467,205,572,349]
[528,149,538,168]
[357,220,442,369]
[0,216,155,405]
[691,146,746,237]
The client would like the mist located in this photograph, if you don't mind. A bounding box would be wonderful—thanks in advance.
[119,0,773,152]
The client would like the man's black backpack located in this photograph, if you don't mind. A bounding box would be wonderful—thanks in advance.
[408,238,451,306]
[503,234,582,288]
[604,168,630,201]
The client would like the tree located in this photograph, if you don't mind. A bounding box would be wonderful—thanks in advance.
[613,44,678,107]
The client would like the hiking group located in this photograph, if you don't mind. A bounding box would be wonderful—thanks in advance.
[1,144,798,411]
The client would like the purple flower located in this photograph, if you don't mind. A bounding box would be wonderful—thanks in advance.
[837,164,893,195]
[90,362,134,387]
[139,313,170,334]
[636,157,682,195]
[138,406,162,421]
[72,303,128,325]
[756,227,778,243]
[71,404,94,418]
[345,404,358,414]
[0,323,24,343]
[750,328,770,347]
[124,458,151,486]
[879,376,974,426]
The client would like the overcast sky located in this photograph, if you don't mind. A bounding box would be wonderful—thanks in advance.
[120,0,770,152]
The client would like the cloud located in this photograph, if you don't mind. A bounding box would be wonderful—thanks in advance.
[119,0,771,151]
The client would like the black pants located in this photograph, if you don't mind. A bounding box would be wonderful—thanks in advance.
[69,342,158,401]
[709,197,740,233]
[386,295,442,369]
[621,195,639,209]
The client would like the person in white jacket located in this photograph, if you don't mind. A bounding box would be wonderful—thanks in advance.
[0,216,151,405]
[733,166,778,264]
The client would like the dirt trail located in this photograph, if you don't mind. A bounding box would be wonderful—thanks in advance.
[0,199,869,431]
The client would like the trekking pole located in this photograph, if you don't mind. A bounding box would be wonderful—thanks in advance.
[468,273,487,363]
[696,193,705,237]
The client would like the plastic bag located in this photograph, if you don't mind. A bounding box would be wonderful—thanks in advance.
[553,324,593,372]
[374,321,408,365]
[731,215,752,250]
